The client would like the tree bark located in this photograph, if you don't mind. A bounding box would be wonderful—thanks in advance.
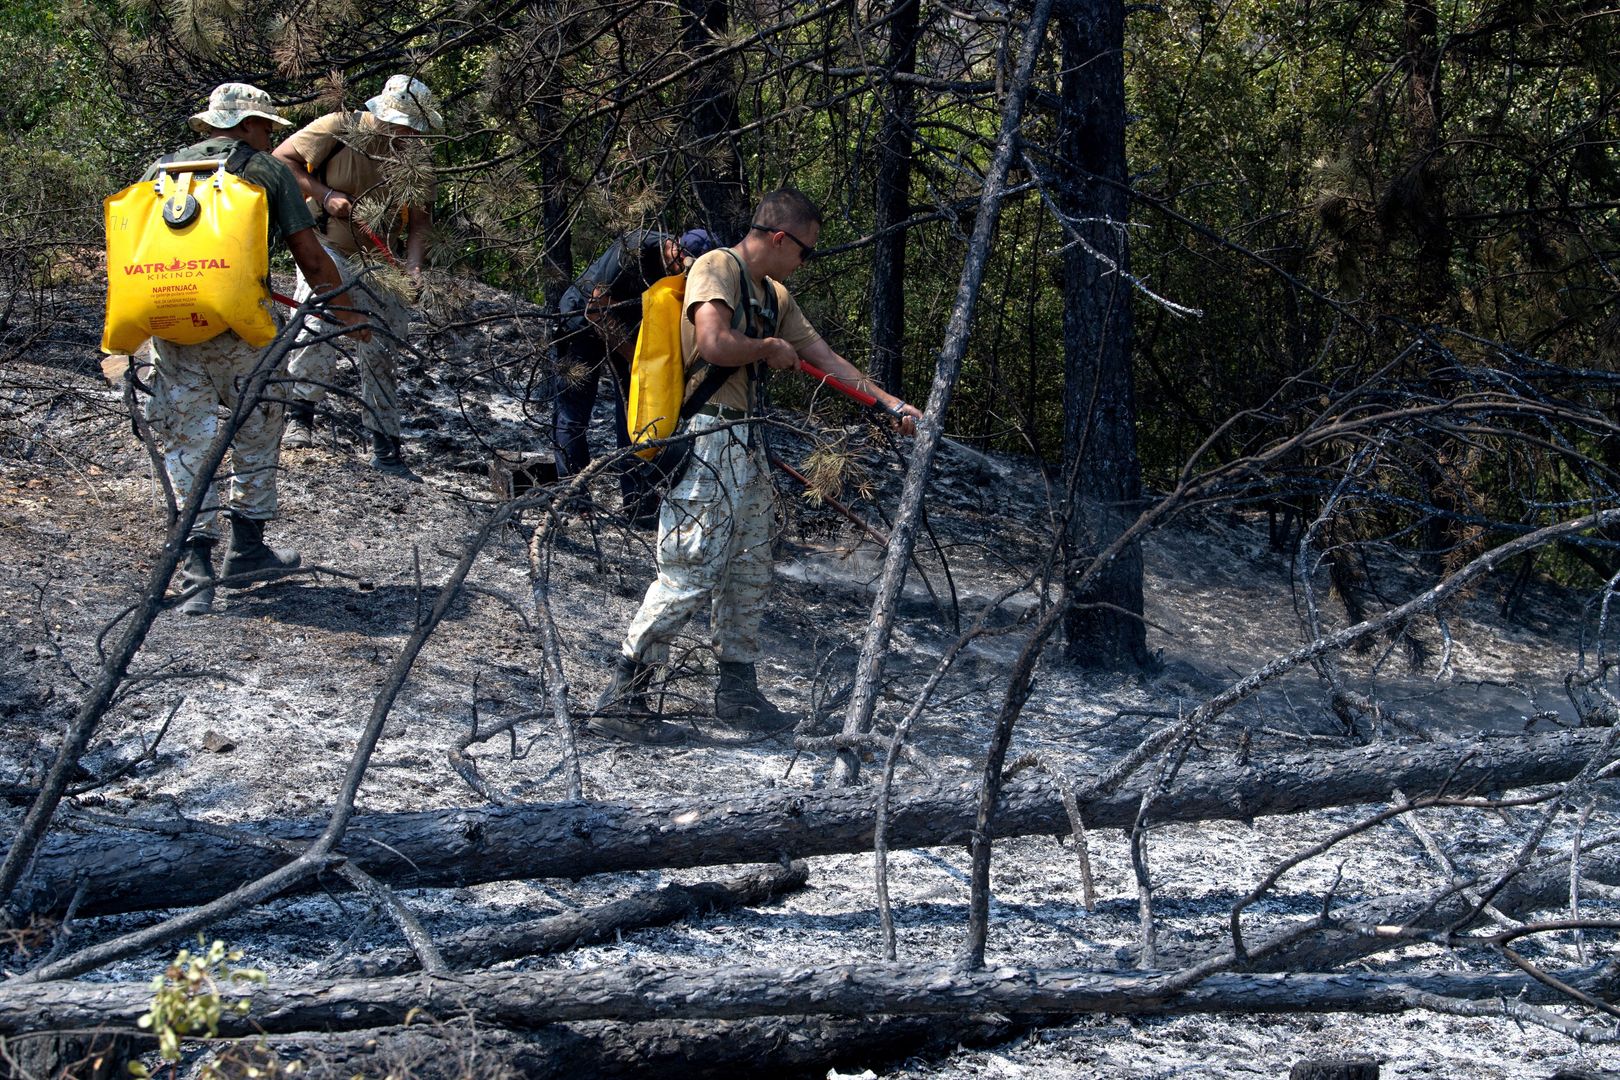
[267,1013,1021,1080]
[0,1029,132,1080]
[1398,0,1452,313]
[333,862,807,978]
[0,961,1609,1037]
[13,729,1614,918]
[682,0,748,239]
[868,0,920,397]
[1058,0,1150,672]
[834,0,1055,784]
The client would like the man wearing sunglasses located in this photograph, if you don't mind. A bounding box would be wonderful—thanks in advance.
[590,188,922,744]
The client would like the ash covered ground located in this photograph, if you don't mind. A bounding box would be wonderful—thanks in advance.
[1,280,1618,1078]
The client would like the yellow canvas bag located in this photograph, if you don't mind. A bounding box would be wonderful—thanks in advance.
[626,252,761,462]
[102,154,276,353]
[625,272,688,459]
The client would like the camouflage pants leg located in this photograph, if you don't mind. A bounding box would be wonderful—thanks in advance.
[286,249,408,438]
[621,414,775,666]
[146,333,285,537]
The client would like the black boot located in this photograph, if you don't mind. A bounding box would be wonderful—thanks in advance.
[175,536,216,616]
[620,471,660,531]
[282,402,316,449]
[621,489,661,532]
[221,512,301,588]
[586,656,686,745]
[715,661,795,732]
[367,429,407,471]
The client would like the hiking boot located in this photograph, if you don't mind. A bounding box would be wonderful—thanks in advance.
[715,661,796,732]
[586,656,686,745]
[282,402,316,449]
[594,655,653,715]
[175,536,216,616]
[367,429,408,471]
[622,490,661,532]
[585,711,687,745]
[221,512,301,588]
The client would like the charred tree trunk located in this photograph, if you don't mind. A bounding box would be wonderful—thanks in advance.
[335,862,807,978]
[1,962,1608,1037]
[534,97,573,317]
[265,1014,1022,1080]
[683,0,748,239]
[1399,0,1452,314]
[13,729,1613,918]
[869,0,920,397]
[1057,0,1150,672]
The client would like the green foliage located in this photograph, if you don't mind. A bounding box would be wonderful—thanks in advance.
[129,936,268,1077]
[3,0,1616,554]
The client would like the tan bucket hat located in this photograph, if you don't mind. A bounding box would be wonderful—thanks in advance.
[188,82,291,134]
[364,75,443,133]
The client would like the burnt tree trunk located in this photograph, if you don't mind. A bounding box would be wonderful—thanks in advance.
[1399,0,1451,313]
[12,729,1613,918]
[535,96,573,317]
[0,962,1607,1038]
[265,1013,1022,1080]
[1057,0,1150,671]
[335,862,807,978]
[683,0,748,239]
[869,0,920,397]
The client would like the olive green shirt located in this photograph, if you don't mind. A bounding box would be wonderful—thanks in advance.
[141,137,315,246]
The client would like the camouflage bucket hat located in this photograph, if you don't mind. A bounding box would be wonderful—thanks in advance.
[189,82,291,134]
[364,75,444,134]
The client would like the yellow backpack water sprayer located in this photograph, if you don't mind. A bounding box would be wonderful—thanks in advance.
[102,154,276,353]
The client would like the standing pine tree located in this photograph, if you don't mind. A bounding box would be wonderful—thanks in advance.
[1058,0,1150,671]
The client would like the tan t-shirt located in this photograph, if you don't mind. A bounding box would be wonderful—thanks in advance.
[680,248,820,412]
[281,111,430,258]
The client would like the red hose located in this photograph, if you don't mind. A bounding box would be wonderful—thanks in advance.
[797,359,880,408]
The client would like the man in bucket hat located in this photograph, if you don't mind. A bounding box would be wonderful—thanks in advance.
[273,74,443,470]
[143,83,369,614]
[551,226,719,528]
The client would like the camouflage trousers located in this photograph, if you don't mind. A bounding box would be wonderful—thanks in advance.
[285,248,409,438]
[146,331,286,538]
[621,412,774,666]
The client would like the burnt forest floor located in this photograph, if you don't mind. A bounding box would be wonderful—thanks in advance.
[2,278,1619,1078]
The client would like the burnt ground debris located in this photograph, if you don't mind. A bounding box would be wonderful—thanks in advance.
[1,279,1619,1077]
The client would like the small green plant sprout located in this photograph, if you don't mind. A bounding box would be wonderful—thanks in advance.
[129,935,267,1077]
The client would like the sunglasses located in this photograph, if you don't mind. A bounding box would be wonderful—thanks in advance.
[750,222,815,261]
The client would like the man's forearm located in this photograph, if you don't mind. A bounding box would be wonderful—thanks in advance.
[287,228,369,337]
[807,351,905,412]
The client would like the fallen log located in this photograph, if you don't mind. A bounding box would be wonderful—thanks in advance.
[0,961,1612,1037]
[266,1013,1022,1079]
[0,1029,132,1080]
[1245,846,1620,973]
[332,861,808,978]
[1117,844,1620,974]
[14,728,1613,918]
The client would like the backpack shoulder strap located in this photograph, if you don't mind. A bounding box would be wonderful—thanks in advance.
[310,112,361,183]
[678,361,734,421]
[719,248,757,338]
[222,140,258,176]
